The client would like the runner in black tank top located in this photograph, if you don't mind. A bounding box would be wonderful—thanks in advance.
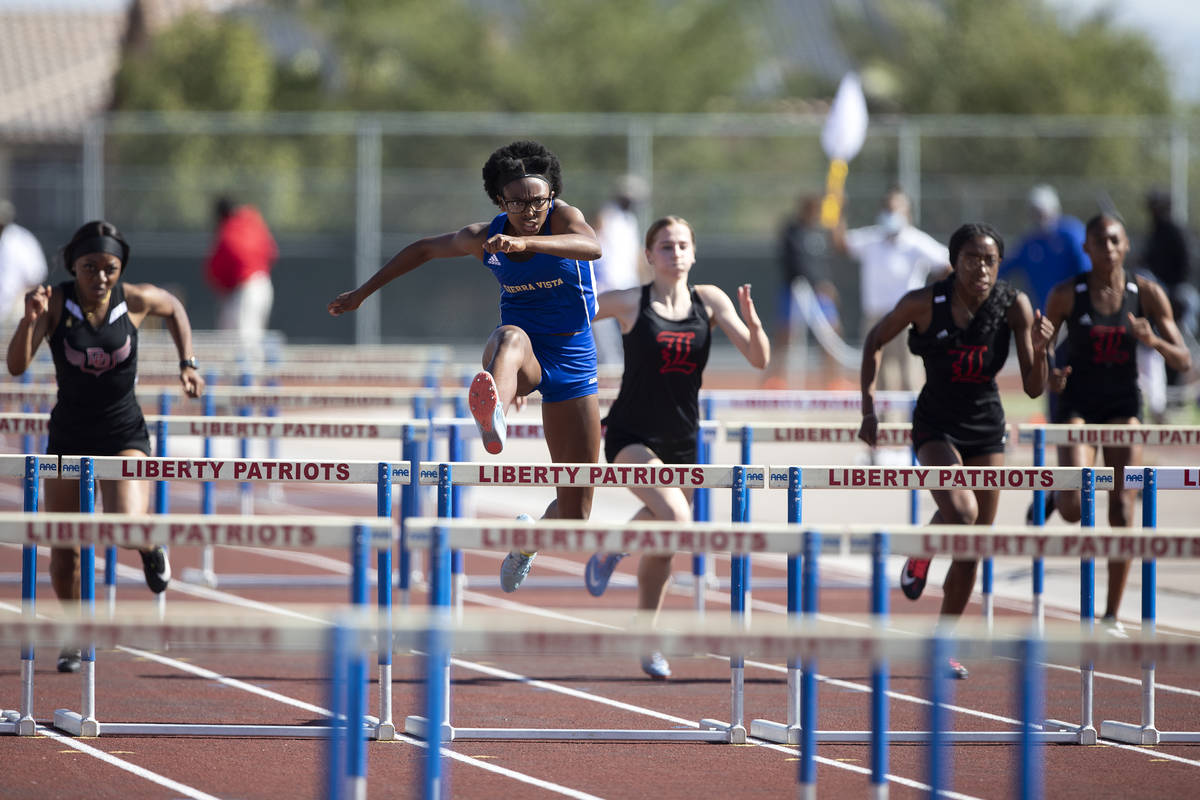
[909,275,1016,459]
[47,280,150,456]
[1056,277,1142,424]
[859,224,1053,679]
[6,221,203,672]
[584,216,769,680]
[603,284,710,464]
[1043,214,1190,633]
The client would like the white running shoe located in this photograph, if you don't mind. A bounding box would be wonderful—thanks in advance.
[640,652,671,680]
[469,371,506,455]
[500,513,536,592]
[1101,615,1130,639]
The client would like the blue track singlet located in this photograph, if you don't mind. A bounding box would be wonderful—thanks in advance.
[483,201,599,402]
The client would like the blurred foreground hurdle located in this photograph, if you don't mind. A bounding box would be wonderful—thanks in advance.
[1101,465,1200,746]
[4,606,1196,800]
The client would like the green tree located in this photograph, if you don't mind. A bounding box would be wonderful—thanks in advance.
[298,0,755,112]
[114,14,277,111]
[838,0,1170,115]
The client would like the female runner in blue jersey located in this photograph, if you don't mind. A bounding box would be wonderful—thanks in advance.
[328,141,603,591]
[7,220,204,672]
[858,223,1053,679]
[582,215,769,678]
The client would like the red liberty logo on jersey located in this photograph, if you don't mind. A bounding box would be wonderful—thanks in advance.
[64,336,133,376]
[949,345,989,383]
[1090,325,1129,364]
[657,331,698,374]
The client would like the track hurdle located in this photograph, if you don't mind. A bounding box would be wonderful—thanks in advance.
[0,605,379,799]
[23,452,405,739]
[403,461,768,744]
[749,465,1111,748]
[1019,423,1200,628]
[0,454,60,736]
[1100,464,1200,746]
[405,514,1199,770]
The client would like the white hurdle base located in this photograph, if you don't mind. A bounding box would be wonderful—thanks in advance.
[1045,718,1098,745]
[405,714,731,742]
[3,708,35,735]
[749,718,1080,744]
[700,718,747,744]
[1100,720,1160,745]
[53,708,391,739]
[53,710,100,737]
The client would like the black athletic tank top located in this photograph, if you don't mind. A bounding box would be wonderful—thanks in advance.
[909,276,1016,440]
[1061,276,1141,408]
[48,281,141,429]
[603,284,711,442]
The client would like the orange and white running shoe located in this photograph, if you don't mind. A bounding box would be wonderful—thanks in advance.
[468,371,507,455]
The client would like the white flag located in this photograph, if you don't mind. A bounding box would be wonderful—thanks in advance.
[821,73,869,162]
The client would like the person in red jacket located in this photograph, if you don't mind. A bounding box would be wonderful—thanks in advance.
[205,197,277,363]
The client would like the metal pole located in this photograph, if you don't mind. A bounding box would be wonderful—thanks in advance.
[355,121,382,346]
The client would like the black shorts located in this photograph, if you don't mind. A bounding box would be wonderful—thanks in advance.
[604,424,697,465]
[47,411,152,458]
[911,423,1007,462]
[1054,391,1142,425]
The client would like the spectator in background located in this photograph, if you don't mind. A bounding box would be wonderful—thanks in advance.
[0,199,48,334]
[591,175,647,365]
[834,187,949,396]
[1142,189,1194,392]
[999,184,1089,425]
[205,196,277,364]
[765,194,841,388]
[998,184,1089,313]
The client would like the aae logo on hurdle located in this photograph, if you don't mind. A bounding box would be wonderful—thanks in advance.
[1124,467,1200,490]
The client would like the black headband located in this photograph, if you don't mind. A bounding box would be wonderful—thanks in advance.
[68,235,127,271]
[498,172,551,193]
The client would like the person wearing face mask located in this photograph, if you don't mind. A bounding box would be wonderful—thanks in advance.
[329,140,603,594]
[834,187,950,397]
[7,220,204,672]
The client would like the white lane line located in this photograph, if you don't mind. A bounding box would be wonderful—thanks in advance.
[119,645,330,714]
[460,590,624,629]
[34,725,224,800]
[1097,742,1200,767]
[117,645,605,799]
[449,655,980,799]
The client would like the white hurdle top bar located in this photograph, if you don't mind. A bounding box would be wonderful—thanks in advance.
[0,512,394,548]
[725,421,914,445]
[1124,466,1200,489]
[1,610,1197,666]
[1017,424,1200,446]
[406,518,1200,559]
[768,465,1113,490]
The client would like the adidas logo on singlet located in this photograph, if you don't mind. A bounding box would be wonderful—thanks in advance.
[1079,313,1093,326]
[936,329,949,339]
[487,254,502,266]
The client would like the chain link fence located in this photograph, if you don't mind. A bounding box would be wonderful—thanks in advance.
[1,112,1194,344]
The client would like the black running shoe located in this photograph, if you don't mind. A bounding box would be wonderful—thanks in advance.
[947,657,969,680]
[899,557,931,600]
[57,648,81,673]
[140,547,171,594]
[1025,493,1056,525]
